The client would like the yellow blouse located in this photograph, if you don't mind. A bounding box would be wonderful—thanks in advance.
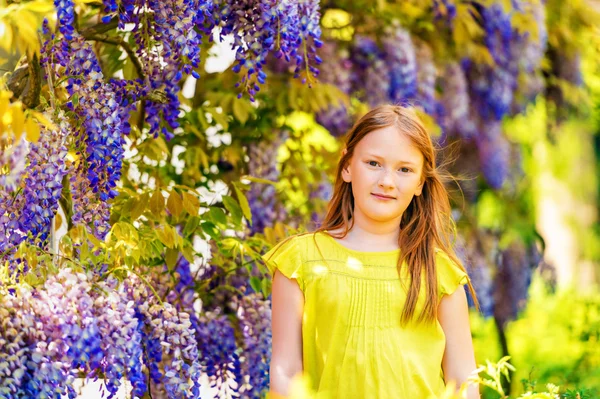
[262,231,470,399]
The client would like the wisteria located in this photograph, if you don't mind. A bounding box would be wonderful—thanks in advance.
[309,173,333,229]
[294,0,324,85]
[196,310,242,396]
[237,294,272,398]
[0,126,67,261]
[382,24,417,105]
[493,240,541,327]
[364,59,391,108]
[95,283,146,397]
[414,40,437,115]
[126,274,203,397]
[477,122,510,190]
[246,131,290,236]
[462,242,495,318]
[315,41,353,137]
[438,62,472,140]
[0,134,28,192]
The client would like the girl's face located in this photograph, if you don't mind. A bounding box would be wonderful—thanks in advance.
[341,125,425,225]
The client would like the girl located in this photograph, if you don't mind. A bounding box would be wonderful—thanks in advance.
[262,105,480,399]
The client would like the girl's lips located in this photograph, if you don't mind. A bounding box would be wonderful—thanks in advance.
[372,193,396,200]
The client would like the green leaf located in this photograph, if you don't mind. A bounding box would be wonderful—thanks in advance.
[182,245,195,263]
[149,190,164,219]
[156,225,175,248]
[206,206,227,226]
[200,221,220,241]
[219,92,235,115]
[249,276,262,294]
[131,192,149,220]
[232,183,252,226]
[261,277,270,297]
[167,190,183,218]
[222,195,243,226]
[165,247,179,270]
[183,215,200,237]
[232,98,250,124]
[182,191,200,216]
[210,109,229,130]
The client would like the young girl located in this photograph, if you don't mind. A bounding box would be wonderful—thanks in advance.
[262,105,480,399]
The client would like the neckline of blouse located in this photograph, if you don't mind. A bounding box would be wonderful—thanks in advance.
[320,230,402,256]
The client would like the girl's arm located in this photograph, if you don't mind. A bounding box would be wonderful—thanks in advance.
[269,269,305,397]
[438,286,481,399]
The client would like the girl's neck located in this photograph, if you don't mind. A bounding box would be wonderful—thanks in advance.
[326,226,400,252]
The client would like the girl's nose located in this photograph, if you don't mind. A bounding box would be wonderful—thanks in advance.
[378,169,395,188]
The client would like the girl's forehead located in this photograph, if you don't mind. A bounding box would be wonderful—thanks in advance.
[355,127,423,159]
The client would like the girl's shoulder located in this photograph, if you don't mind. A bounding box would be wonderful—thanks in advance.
[261,232,316,290]
[434,247,470,297]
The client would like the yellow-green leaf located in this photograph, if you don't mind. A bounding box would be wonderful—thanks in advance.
[156,225,175,248]
[167,190,183,218]
[165,247,179,270]
[232,183,252,225]
[232,98,250,124]
[131,192,149,220]
[182,191,200,216]
[222,195,242,226]
[183,215,200,236]
[149,190,164,218]
[182,245,195,263]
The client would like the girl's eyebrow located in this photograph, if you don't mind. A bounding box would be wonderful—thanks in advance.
[365,154,417,166]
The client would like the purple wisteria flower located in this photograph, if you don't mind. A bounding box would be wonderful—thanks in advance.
[382,24,417,104]
[476,121,510,190]
[364,58,391,107]
[315,41,353,137]
[414,40,437,115]
[0,126,68,263]
[196,309,242,397]
[246,131,290,236]
[127,275,202,398]
[237,293,272,398]
[438,62,472,140]
[294,0,323,86]
[94,282,146,397]
[0,135,28,192]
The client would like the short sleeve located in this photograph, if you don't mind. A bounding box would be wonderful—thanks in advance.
[261,237,304,290]
[436,248,470,298]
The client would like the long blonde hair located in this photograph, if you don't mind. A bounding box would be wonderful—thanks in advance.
[268,104,479,325]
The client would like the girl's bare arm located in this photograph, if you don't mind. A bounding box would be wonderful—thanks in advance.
[438,286,481,399]
[269,269,305,397]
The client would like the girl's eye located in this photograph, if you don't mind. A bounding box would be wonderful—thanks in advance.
[367,161,411,173]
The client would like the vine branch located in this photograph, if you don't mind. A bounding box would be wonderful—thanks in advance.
[82,32,145,80]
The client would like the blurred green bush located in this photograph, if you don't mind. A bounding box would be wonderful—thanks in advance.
[470,275,600,398]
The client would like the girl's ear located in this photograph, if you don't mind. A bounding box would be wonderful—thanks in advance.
[414,178,425,196]
[341,148,351,183]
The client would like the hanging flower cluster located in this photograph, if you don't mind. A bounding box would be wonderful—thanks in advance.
[246,131,290,235]
[0,126,67,265]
